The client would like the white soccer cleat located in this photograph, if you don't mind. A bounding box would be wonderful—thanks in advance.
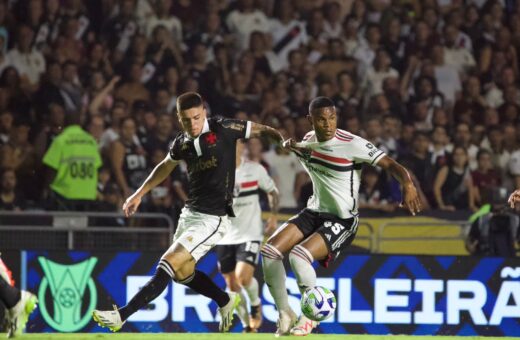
[218,292,241,332]
[7,291,38,338]
[92,305,125,332]
[290,315,319,336]
[275,308,297,337]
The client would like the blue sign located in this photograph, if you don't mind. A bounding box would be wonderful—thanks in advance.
[22,251,520,336]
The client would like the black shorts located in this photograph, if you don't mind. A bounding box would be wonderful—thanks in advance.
[215,241,261,274]
[288,209,358,259]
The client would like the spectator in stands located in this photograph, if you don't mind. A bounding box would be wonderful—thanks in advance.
[60,61,84,114]
[269,0,308,71]
[0,110,13,145]
[0,0,517,218]
[453,122,479,170]
[144,113,174,157]
[433,146,476,211]
[453,76,487,125]
[472,149,502,206]
[0,121,36,199]
[430,125,451,172]
[99,103,128,152]
[146,148,174,215]
[7,24,45,89]
[399,132,435,204]
[145,0,183,44]
[364,49,399,98]
[1,66,34,124]
[109,116,148,198]
[42,111,102,210]
[431,44,461,106]
[226,0,270,52]
[87,114,105,145]
[359,166,395,213]
[114,62,150,108]
[0,168,24,211]
[263,133,307,211]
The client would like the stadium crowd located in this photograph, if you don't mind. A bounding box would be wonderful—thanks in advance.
[0,0,519,216]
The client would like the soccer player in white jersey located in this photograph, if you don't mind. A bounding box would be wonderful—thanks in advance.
[215,139,279,332]
[261,97,422,336]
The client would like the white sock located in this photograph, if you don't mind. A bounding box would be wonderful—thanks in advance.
[236,291,250,327]
[261,244,290,311]
[289,245,316,295]
[243,277,261,306]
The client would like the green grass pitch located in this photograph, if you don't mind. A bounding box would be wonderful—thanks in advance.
[10,334,515,340]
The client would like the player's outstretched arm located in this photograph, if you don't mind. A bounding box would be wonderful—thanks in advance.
[249,122,284,145]
[508,189,520,208]
[377,155,422,216]
[123,155,178,217]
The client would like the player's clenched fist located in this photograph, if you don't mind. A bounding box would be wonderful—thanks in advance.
[508,189,520,208]
[123,194,142,217]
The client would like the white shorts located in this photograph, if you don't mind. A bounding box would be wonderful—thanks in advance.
[172,207,231,262]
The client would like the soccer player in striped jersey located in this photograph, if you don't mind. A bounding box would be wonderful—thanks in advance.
[261,97,422,336]
[215,139,279,332]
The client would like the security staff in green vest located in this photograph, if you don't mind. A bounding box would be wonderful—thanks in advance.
[43,111,102,210]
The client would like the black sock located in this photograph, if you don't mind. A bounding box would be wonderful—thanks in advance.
[118,267,170,321]
[0,276,20,309]
[183,270,230,308]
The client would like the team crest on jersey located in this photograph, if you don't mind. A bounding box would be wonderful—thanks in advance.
[205,132,217,145]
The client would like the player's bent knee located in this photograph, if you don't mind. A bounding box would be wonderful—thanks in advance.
[261,244,283,261]
[289,245,314,266]
[237,274,252,287]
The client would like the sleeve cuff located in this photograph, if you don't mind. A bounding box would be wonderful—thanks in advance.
[245,121,252,139]
[371,151,386,165]
[166,152,179,164]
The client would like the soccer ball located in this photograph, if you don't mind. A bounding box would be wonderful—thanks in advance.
[300,286,337,322]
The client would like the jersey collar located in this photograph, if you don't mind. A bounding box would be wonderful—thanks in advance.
[185,118,210,140]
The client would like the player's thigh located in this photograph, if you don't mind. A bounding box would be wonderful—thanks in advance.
[266,209,319,254]
[311,215,359,261]
[265,222,305,254]
[298,232,330,261]
[161,242,196,280]
[172,207,230,271]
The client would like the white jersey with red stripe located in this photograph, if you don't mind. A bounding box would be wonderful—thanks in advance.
[294,129,386,219]
[218,160,277,245]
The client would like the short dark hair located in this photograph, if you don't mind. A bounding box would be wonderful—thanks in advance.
[177,92,203,111]
[309,96,335,113]
[477,148,491,160]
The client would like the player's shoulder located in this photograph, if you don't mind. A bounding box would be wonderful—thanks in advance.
[302,130,315,142]
[169,131,185,148]
[209,116,247,133]
[334,129,357,143]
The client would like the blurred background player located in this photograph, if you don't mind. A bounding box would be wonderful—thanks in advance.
[93,92,284,333]
[0,254,37,338]
[261,97,422,336]
[215,138,279,332]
